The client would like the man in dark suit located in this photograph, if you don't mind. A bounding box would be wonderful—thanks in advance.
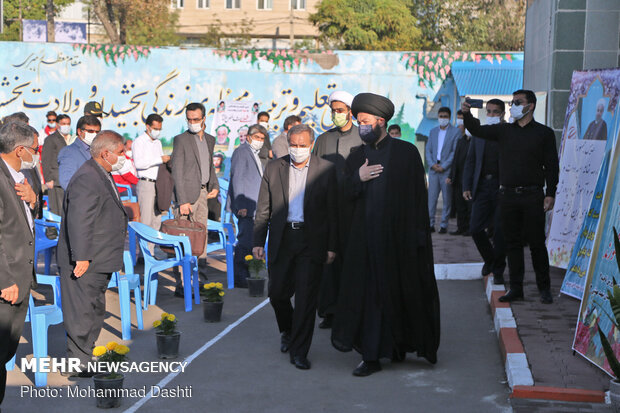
[0,121,37,405]
[447,110,471,235]
[171,103,220,292]
[42,114,71,215]
[57,131,128,375]
[253,124,337,370]
[58,115,101,190]
[227,124,268,287]
[462,99,507,285]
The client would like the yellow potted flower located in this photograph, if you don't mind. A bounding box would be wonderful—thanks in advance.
[153,312,180,359]
[200,282,225,322]
[92,342,130,408]
[244,254,266,297]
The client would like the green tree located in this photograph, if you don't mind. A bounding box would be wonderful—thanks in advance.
[0,0,75,41]
[310,0,424,51]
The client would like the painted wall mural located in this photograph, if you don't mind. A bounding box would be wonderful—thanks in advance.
[0,42,522,159]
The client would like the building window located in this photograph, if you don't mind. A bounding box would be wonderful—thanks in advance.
[226,0,241,9]
[171,0,184,8]
[257,0,272,10]
[197,0,209,8]
[291,0,305,10]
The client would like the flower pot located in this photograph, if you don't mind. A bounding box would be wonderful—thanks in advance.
[93,373,124,409]
[611,379,620,413]
[156,331,180,359]
[247,277,266,297]
[203,300,223,322]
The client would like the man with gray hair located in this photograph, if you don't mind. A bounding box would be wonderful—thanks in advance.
[227,124,268,287]
[0,121,37,405]
[253,123,337,370]
[57,131,128,376]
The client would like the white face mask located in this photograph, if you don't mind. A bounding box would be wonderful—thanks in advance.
[20,152,38,170]
[59,124,71,135]
[289,147,310,163]
[149,129,161,140]
[105,152,126,172]
[438,118,449,128]
[456,118,464,126]
[126,150,133,158]
[83,131,97,146]
[47,122,56,129]
[486,116,501,125]
[259,122,269,130]
[249,139,264,152]
[510,104,529,121]
[188,121,203,134]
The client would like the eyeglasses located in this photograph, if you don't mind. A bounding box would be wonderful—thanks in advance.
[23,145,40,154]
[510,100,526,106]
[47,118,57,122]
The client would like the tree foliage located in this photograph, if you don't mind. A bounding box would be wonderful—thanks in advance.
[312,0,526,51]
[310,0,423,51]
[86,0,180,46]
[0,0,75,41]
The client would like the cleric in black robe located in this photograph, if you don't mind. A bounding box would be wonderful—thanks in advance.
[331,93,440,377]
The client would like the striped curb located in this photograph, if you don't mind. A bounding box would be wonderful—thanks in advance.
[434,262,484,280]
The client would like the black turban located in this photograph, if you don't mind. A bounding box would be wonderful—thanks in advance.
[351,93,395,121]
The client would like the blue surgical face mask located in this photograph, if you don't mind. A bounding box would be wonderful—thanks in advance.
[359,124,379,144]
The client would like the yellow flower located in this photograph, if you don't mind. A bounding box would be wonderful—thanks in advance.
[153,320,162,328]
[114,345,130,355]
[161,312,169,319]
[92,346,107,357]
[167,314,176,322]
[244,255,253,261]
[219,291,225,297]
[204,284,211,290]
[215,282,223,289]
[106,341,118,351]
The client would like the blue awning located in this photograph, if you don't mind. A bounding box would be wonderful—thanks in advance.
[451,60,523,96]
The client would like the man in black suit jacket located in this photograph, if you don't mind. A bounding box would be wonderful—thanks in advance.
[0,121,38,405]
[42,114,71,215]
[462,99,507,284]
[57,131,128,374]
[253,124,337,370]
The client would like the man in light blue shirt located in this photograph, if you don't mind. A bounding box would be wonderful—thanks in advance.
[58,115,101,189]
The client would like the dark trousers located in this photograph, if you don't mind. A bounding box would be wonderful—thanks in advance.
[500,189,550,291]
[0,295,29,405]
[453,180,471,232]
[233,217,254,286]
[48,186,65,216]
[317,257,341,318]
[60,271,112,365]
[470,178,506,277]
[268,227,322,359]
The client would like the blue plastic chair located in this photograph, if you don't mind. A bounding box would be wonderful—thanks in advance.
[129,222,200,312]
[34,219,60,275]
[107,251,144,340]
[6,274,63,387]
[207,178,236,289]
[117,183,137,202]
[42,210,61,222]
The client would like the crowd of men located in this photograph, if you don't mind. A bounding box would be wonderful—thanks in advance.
[0,86,559,405]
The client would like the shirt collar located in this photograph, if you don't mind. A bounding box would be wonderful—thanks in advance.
[2,159,24,184]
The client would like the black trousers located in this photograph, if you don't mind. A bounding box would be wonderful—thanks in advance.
[268,227,322,359]
[453,180,471,232]
[470,178,506,277]
[0,293,30,405]
[60,270,112,365]
[233,217,254,286]
[47,186,65,216]
[317,257,341,318]
[500,189,550,291]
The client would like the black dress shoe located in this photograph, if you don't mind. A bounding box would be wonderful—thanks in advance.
[290,355,311,370]
[481,263,491,277]
[280,331,291,353]
[498,289,524,302]
[391,350,406,363]
[493,274,505,285]
[318,315,333,329]
[540,289,553,304]
[353,360,382,377]
[438,227,448,234]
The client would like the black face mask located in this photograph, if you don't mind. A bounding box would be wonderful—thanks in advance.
[359,123,382,144]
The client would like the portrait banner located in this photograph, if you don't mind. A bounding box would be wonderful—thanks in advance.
[548,68,620,270]
[573,137,620,375]
[209,100,258,156]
